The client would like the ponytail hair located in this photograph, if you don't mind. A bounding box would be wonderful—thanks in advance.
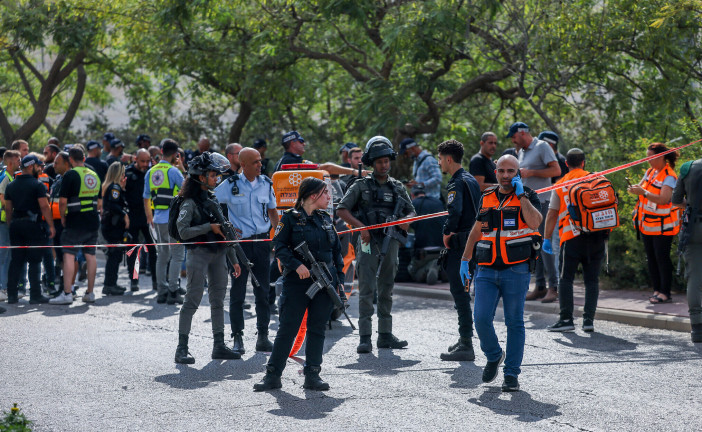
[648,142,679,169]
[293,177,326,210]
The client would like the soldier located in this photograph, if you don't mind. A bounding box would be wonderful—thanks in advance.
[672,156,702,343]
[337,136,415,353]
[214,148,278,354]
[143,139,185,304]
[437,139,481,361]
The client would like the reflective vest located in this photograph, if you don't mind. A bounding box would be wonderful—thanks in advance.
[66,166,100,214]
[0,171,14,223]
[474,187,540,266]
[38,172,50,193]
[633,166,680,236]
[555,168,589,245]
[148,162,179,210]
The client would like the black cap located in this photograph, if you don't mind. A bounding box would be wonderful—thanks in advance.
[253,138,267,149]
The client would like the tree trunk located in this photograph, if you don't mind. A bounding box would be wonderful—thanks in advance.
[228,100,253,143]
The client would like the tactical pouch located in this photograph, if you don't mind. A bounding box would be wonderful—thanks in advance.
[504,237,533,264]
[475,240,494,265]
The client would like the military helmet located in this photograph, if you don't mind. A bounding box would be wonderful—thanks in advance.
[188,152,230,177]
[361,135,396,166]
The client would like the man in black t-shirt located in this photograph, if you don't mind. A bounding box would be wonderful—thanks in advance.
[85,140,109,182]
[469,132,498,191]
[50,147,102,305]
[4,155,55,304]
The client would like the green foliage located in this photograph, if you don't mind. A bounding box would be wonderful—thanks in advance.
[0,404,33,432]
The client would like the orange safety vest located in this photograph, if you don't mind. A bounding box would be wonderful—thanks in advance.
[555,168,589,245]
[474,186,540,266]
[38,172,50,193]
[633,166,680,236]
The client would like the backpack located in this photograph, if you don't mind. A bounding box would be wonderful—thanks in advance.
[167,195,186,242]
[567,176,620,233]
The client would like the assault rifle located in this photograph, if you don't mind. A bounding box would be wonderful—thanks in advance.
[375,198,409,278]
[202,200,260,289]
[294,241,356,330]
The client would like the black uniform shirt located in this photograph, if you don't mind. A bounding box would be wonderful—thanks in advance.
[273,152,304,172]
[43,164,57,186]
[103,183,128,216]
[85,157,108,182]
[59,168,102,231]
[124,164,147,228]
[411,195,446,249]
[469,152,497,184]
[5,174,47,218]
[444,168,481,235]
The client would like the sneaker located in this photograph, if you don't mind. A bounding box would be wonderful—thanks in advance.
[29,295,50,304]
[71,285,79,299]
[582,319,594,333]
[0,290,7,302]
[482,350,505,383]
[82,292,95,303]
[501,375,520,392]
[49,291,74,305]
[547,320,575,332]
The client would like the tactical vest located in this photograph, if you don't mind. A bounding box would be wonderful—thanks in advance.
[354,177,403,226]
[474,187,540,266]
[0,171,14,222]
[66,166,101,214]
[185,196,224,251]
[49,176,63,220]
[287,208,337,266]
[555,168,589,245]
[633,166,680,236]
[148,162,179,210]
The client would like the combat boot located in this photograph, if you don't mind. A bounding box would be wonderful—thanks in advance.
[303,366,330,391]
[357,335,372,353]
[692,323,702,343]
[255,331,273,352]
[253,366,282,391]
[232,331,245,354]
[212,332,241,360]
[174,334,195,364]
[167,290,184,305]
[440,337,475,361]
[377,333,408,349]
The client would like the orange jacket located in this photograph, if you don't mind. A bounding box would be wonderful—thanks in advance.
[633,166,680,236]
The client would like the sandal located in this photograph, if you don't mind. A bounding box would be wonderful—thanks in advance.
[650,295,672,304]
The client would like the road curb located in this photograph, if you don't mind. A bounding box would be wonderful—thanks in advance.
[394,284,691,333]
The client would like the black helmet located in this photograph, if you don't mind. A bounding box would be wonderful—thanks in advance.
[361,136,396,166]
[188,152,230,177]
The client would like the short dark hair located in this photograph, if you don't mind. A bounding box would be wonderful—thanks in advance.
[566,150,585,168]
[56,151,70,163]
[348,147,363,159]
[3,150,20,163]
[46,143,60,154]
[161,139,179,157]
[437,139,464,164]
[11,140,28,150]
[294,177,326,210]
[68,147,85,162]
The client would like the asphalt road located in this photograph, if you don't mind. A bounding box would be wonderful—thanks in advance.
[1,273,701,431]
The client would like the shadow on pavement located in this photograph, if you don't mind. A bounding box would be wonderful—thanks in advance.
[444,362,483,389]
[468,388,561,422]
[554,331,638,352]
[132,303,180,320]
[337,349,420,376]
[267,390,346,420]
[154,356,268,389]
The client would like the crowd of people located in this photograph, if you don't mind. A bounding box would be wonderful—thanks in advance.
[0,122,701,394]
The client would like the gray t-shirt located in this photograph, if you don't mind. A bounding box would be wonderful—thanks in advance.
[518,138,557,202]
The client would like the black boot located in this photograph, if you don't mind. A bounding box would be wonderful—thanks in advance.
[253,366,282,391]
[212,332,241,360]
[440,337,475,361]
[303,365,329,391]
[232,331,245,354]
[377,332,408,349]
[692,323,702,343]
[175,334,195,364]
[357,335,372,353]
[167,290,184,305]
[255,331,273,352]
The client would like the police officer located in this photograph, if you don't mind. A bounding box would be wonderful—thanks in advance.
[543,149,607,333]
[337,136,416,353]
[143,139,185,304]
[4,155,55,304]
[254,177,344,391]
[47,151,71,295]
[125,149,157,291]
[253,139,271,177]
[673,156,702,343]
[214,148,279,354]
[85,140,109,183]
[273,131,363,176]
[437,139,480,361]
[461,155,542,392]
[174,152,243,364]
[100,162,130,296]
[135,134,152,150]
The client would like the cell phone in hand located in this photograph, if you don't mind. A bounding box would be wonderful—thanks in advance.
[625,177,633,187]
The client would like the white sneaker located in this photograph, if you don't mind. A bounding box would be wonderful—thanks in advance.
[0,290,7,301]
[49,291,74,305]
[82,292,95,303]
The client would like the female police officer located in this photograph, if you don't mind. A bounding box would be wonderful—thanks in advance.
[254,177,345,391]
[174,152,242,364]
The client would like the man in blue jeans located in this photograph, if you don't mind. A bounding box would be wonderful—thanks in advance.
[461,155,542,392]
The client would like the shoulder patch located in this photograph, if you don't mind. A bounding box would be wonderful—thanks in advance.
[274,221,284,237]
[111,189,120,200]
[447,190,456,204]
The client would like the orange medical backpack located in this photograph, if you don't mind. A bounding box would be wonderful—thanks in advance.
[567,177,620,233]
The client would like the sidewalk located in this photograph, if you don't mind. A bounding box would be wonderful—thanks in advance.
[394,279,692,332]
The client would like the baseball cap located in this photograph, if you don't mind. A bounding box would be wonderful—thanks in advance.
[110,138,125,148]
[538,131,559,144]
[339,142,357,154]
[21,154,43,169]
[399,138,418,155]
[86,140,102,151]
[136,134,152,144]
[281,131,304,146]
[253,138,267,149]
[506,122,530,138]
[103,132,115,142]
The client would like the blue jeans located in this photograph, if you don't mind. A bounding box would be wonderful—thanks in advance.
[474,262,530,377]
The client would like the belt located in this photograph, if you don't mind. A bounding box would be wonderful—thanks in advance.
[244,232,270,240]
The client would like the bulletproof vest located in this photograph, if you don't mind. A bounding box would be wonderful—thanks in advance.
[354,177,400,226]
[186,196,224,251]
[288,209,337,265]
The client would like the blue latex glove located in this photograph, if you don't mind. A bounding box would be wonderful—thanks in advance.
[543,238,553,254]
[460,260,471,286]
[511,175,525,196]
